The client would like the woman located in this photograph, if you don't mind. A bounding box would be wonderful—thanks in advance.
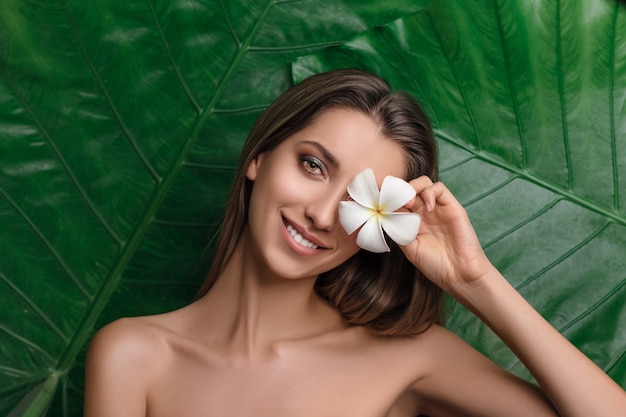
[84,69,626,416]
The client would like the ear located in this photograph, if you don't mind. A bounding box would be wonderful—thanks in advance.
[246,153,265,181]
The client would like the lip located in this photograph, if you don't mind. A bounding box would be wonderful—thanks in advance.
[281,215,329,254]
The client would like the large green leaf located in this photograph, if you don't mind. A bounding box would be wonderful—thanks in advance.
[3,0,626,415]
[294,0,626,385]
[0,1,429,415]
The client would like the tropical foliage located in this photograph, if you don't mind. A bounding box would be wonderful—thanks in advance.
[1,0,624,415]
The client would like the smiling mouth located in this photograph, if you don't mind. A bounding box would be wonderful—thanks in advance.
[282,218,326,250]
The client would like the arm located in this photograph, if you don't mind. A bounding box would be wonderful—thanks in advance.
[402,177,626,416]
[454,266,626,416]
[84,319,153,417]
[413,325,558,417]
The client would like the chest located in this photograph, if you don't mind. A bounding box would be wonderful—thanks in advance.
[146,345,421,417]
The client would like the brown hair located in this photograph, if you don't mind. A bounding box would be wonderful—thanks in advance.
[196,68,444,336]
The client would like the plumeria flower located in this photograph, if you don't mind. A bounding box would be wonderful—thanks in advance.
[338,168,421,253]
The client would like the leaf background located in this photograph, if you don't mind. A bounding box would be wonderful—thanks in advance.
[0,0,625,416]
[293,0,626,384]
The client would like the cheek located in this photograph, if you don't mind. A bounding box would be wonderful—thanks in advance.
[248,164,308,217]
[273,174,304,197]
[267,169,326,207]
[337,228,360,255]
[325,236,361,274]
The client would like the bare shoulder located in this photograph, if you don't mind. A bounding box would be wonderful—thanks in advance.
[411,322,464,345]
[88,316,164,360]
[397,322,509,383]
[85,316,171,389]
[402,324,557,416]
[84,315,176,417]
[368,324,464,366]
[399,323,492,365]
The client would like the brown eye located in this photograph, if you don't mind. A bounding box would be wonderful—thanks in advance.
[304,160,321,174]
[300,155,327,178]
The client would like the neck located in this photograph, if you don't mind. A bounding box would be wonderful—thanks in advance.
[193,231,344,357]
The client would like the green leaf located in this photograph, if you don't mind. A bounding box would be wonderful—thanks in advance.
[0,0,429,415]
[294,0,626,385]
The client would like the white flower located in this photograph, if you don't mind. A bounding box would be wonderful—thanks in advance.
[338,168,421,253]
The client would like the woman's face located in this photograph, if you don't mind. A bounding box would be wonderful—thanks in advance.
[245,108,407,280]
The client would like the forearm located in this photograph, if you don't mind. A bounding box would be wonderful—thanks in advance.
[453,266,626,417]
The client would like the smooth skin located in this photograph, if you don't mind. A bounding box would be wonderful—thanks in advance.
[84,109,626,417]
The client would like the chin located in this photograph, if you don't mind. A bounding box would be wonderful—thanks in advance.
[261,250,343,282]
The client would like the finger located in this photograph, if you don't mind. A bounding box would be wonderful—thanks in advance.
[404,176,434,212]
[425,181,461,207]
[417,181,447,212]
[407,178,449,213]
[407,176,434,194]
[413,181,460,213]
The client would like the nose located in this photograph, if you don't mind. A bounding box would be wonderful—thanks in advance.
[304,188,344,231]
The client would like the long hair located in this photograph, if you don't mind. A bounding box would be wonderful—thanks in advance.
[195,68,444,336]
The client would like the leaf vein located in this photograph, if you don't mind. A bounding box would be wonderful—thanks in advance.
[483,197,561,249]
[248,41,344,53]
[437,131,626,226]
[54,0,278,373]
[0,372,54,397]
[123,278,201,286]
[0,273,69,343]
[219,0,241,46]
[146,0,201,113]
[463,175,517,208]
[58,0,161,182]
[605,344,626,376]
[439,155,475,174]
[516,221,611,291]
[555,0,573,190]
[494,0,526,168]
[152,218,219,228]
[0,324,54,363]
[0,189,91,299]
[559,277,626,334]
[383,16,439,125]
[182,161,236,171]
[0,71,123,246]
[610,2,620,211]
[427,12,481,149]
[213,104,271,114]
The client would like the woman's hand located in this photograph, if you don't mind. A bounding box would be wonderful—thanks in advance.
[400,177,626,416]
[399,176,494,295]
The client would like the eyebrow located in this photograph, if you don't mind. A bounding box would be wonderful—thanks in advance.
[301,140,340,169]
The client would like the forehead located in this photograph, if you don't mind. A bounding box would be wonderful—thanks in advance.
[288,108,407,181]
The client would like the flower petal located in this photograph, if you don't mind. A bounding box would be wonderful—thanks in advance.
[338,201,374,234]
[379,175,416,212]
[347,168,379,209]
[356,216,390,253]
[380,212,421,246]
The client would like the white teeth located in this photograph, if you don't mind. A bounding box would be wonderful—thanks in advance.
[286,224,319,249]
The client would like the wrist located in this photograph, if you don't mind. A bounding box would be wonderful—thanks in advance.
[450,264,509,315]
